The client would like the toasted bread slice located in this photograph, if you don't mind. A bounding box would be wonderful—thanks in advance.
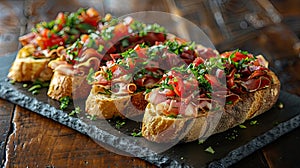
[213,70,280,134]
[47,71,91,100]
[7,45,53,82]
[142,70,280,143]
[85,86,148,119]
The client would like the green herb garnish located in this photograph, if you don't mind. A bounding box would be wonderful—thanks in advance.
[131,131,142,137]
[204,146,215,154]
[250,120,258,125]
[87,114,97,121]
[28,85,42,92]
[115,120,126,129]
[59,96,70,110]
[22,83,28,88]
[198,139,205,144]
[69,106,81,116]
[239,124,247,129]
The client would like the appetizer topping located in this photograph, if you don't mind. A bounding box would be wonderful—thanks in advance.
[91,39,208,97]
[50,17,168,77]
[19,8,102,58]
[146,49,274,118]
[221,49,272,93]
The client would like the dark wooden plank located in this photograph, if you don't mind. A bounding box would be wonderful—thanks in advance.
[4,106,156,168]
[262,126,300,168]
[0,99,15,166]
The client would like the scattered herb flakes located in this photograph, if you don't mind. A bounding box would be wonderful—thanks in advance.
[87,114,97,121]
[59,96,70,110]
[9,80,15,84]
[115,120,126,129]
[28,84,42,92]
[131,131,142,137]
[225,129,239,141]
[32,90,39,95]
[277,102,284,109]
[250,120,258,125]
[204,146,215,154]
[198,139,205,144]
[22,83,28,88]
[26,80,50,95]
[239,124,247,129]
[69,106,81,116]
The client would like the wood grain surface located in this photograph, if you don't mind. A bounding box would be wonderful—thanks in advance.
[3,104,156,168]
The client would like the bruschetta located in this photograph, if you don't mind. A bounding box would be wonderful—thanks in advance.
[142,50,280,143]
[8,8,102,82]
[85,40,217,119]
[47,17,168,100]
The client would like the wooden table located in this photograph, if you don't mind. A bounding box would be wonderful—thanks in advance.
[1,0,300,167]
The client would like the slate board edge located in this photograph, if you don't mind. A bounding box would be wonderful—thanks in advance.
[0,79,190,168]
[1,79,300,168]
[208,105,300,168]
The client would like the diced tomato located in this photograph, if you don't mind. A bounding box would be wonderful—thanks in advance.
[232,52,248,62]
[164,89,175,97]
[171,78,184,97]
[40,28,51,38]
[193,57,205,66]
[80,34,89,43]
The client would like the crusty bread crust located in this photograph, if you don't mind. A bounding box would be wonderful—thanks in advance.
[214,70,280,134]
[142,103,208,143]
[85,90,148,119]
[142,70,280,143]
[8,45,54,82]
[47,71,91,100]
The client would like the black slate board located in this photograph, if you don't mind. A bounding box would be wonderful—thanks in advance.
[1,53,300,168]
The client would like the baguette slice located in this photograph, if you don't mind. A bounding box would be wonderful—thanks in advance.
[47,71,91,100]
[85,86,148,119]
[142,70,280,143]
[7,45,53,82]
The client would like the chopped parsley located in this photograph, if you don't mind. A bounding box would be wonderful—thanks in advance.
[101,26,115,41]
[115,120,126,129]
[204,146,215,154]
[22,83,28,88]
[239,124,247,129]
[27,80,49,95]
[131,131,142,137]
[87,114,97,121]
[105,69,113,81]
[250,120,258,125]
[59,96,70,110]
[69,106,81,116]
[198,139,205,144]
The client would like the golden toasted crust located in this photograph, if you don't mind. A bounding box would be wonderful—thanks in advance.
[85,90,148,119]
[142,70,280,143]
[47,71,91,100]
[142,103,208,143]
[7,45,54,82]
[213,70,280,134]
